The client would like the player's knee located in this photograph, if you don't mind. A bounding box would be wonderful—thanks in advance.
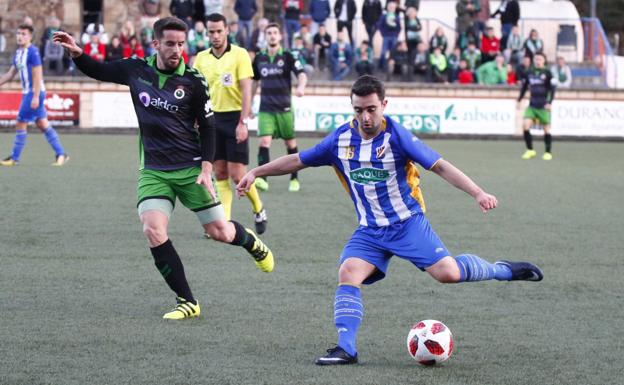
[338,263,363,284]
[143,223,167,245]
[204,221,233,243]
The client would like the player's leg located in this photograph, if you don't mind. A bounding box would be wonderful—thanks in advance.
[254,112,275,191]
[138,170,199,319]
[228,160,267,234]
[541,110,553,160]
[521,108,537,159]
[214,159,233,220]
[35,117,69,166]
[1,121,28,166]
[316,229,390,366]
[285,139,300,192]
[279,110,300,192]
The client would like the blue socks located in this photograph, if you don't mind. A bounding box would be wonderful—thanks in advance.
[43,126,65,156]
[335,284,363,357]
[455,254,512,282]
[11,130,27,161]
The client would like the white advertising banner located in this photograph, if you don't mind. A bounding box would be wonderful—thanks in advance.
[250,95,516,135]
[552,100,624,137]
[92,92,138,128]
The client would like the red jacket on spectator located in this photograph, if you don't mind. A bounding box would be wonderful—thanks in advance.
[123,42,145,58]
[481,35,500,55]
[507,70,517,85]
[458,69,474,84]
[283,0,304,20]
[84,42,106,61]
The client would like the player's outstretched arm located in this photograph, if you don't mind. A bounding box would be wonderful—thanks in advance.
[430,159,498,213]
[236,154,307,197]
[52,31,129,85]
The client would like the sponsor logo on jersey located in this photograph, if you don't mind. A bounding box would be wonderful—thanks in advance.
[137,91,179,112]
[260,66,284,77]
[174,88,185,99]
[350,167,390,185]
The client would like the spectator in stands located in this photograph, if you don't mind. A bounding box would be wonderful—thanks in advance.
[313,23,332,71]
[141,0,161,17]
[291,36,315,75]
[123,36,145,58]
[491,0,520,49]
[234,0,257,47]
[429,46,448,83]
[106,35,124,61]
[404,7,422,60]
[481,26,500,63]
[377,0,402,71]
[412,41,429,81]
[551,56,572,88]
[22,16,34,27]
[476,0,490,35]
[84,33,106,62]
[515,55,532,85]
[355,40,375,76]
[504,25,523,65]
[139,20,156,56]
[81,23,109,45]
[387,40,410,81]
[447,47,462,82]
[405,0,421,10]
[334,0,357,46]
[476,53,507,85]
[283,0,303,47]
[523,29,544,61]
[506,63,517,84]
[228,20,245,46]
[362,0,383,43]
[188,20,209,55]
[455,0,478,35]
[456,28,478,52]
[40,17,61,58]
[462,41,481,71]
[293,24,313,50]
[119,21,136,49]
[329,28,353,80]
[250,18,269,53]
[309,0,331,36]
[170,0,197,29]
[0,19,6,53]
[457,59,474,83]
[429,27,448,54]
[203,0,222,19]
[263,0,282,23]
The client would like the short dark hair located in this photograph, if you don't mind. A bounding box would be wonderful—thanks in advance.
[153,17,188,40]
[265,22,281,32]
[534,52,547,61]
[351,75,385,101]
[17,24,34,34]
[206,13,227,25]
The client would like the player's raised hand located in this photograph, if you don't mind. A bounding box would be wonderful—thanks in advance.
[475,191,498,213]
[236,171,256,197]
[52,31,83,58]
[196,161,217,200]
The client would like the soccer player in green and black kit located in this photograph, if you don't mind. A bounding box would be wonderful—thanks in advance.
[252,23,307,192]
[518,52,556,161]
[52,18,274,320]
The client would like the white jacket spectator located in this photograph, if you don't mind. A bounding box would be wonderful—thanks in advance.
[81,23,109,45]
[551,56,572,88]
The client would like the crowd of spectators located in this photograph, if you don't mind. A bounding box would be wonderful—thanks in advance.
[28,0,573,87]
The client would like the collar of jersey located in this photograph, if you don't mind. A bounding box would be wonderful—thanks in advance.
[349,117,388,141]
[145,54,186,77]
[209,42,232,59]
[262,47,284,61]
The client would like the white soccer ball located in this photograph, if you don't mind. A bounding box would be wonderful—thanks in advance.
[406,319,454,365]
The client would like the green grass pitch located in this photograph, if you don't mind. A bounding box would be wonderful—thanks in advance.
[1,133,623,385]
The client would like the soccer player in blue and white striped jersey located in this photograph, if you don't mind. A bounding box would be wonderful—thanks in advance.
[237,75,543,365]
[0,24,68,166]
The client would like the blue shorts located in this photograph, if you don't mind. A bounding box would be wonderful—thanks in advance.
[17,92,47,123]
[340,214,450,285]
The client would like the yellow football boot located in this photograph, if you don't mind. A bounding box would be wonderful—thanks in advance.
[1,157,18,166]
[163,297,200,320]
[245,228,274,273]
[254,177,269,191]
[542,152,553,161]
[288,179,300,192]
[521,149,537,160]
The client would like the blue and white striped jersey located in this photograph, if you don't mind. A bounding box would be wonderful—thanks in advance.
[13,45,45,94]
[300,117,442,228]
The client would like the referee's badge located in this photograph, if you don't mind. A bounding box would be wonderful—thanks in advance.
[221,73,233,86]
[174,88,185,99]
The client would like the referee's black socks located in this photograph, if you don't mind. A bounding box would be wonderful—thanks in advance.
[150,239,195,303]
[287,146,299,180]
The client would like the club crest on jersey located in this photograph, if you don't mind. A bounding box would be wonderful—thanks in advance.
[376,145,386,159]
[345,146,355,159]
[174,88,185,99]
[350,167,390,185]
[277,59,284,67]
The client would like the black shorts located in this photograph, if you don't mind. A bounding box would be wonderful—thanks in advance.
[214,111,249,165]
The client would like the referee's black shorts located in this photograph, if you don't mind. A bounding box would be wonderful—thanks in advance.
[213,111,249,165]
